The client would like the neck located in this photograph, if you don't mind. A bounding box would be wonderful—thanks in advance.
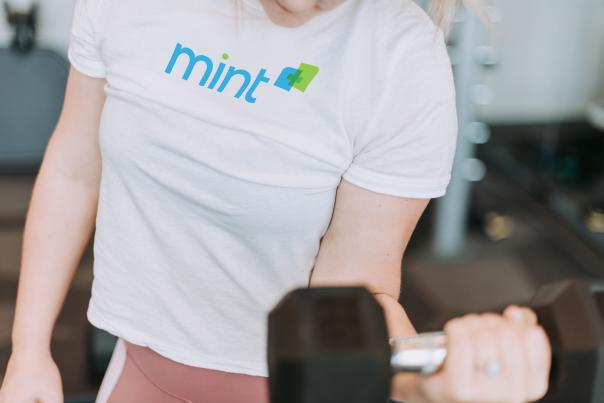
[258,0,346,27]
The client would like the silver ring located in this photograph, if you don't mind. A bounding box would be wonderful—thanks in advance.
[480,359,502,378]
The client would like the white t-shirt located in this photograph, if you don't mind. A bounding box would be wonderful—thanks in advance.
[68,0,458,376]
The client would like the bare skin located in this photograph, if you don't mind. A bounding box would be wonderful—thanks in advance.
[0,1,551,402]
[258,0,347,27]
[0,68,104,403]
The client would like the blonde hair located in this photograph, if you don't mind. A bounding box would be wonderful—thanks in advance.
[428,0,487,36]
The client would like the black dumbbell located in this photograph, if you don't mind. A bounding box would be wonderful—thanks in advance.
[267,279,604,403]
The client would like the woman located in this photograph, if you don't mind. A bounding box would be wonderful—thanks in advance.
[0,0,551,402]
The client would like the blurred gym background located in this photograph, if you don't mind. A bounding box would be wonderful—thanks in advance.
[1,0,603,401]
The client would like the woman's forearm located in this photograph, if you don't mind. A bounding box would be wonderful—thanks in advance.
[373,293,426,403]
[11,139,99,354]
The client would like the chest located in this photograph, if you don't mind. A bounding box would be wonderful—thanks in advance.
[97,0,358,181]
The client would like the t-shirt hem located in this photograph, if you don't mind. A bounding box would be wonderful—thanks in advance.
[67,46,107,78]
[87,299,269,377]
[342,165,450,199]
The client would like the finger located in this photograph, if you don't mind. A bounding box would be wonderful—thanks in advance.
[503,306,537,327]
[503,307,548,400]
[497,322,528,403]
[442,317,475,402]
[524,326,552,401]
[523,308,538,326]
[467,319,506,402]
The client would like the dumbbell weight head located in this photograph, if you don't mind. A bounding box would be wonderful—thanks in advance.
[267,287,391,403]
[529,280,604,403]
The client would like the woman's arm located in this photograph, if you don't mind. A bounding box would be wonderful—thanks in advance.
[308,178,550,403]
[11,67,106,354]
[308,178,429,401]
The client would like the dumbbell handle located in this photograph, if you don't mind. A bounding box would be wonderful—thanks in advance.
[389,332,447,375]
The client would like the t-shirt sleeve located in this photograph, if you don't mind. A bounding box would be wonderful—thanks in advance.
[342,25,458,199]
[67,0,107,78]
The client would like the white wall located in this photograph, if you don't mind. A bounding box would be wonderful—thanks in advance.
[477,0,604,124]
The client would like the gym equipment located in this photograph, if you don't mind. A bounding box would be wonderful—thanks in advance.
[483,211,514,241]
[268,279,604,403]
[64,396,96,403]
[86,324,118,385]
[585,204,604,233]
[0,1,69,171]
[587,96,604,132]
[433,4,496,258]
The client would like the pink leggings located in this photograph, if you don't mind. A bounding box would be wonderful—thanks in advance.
[95,338,270,403]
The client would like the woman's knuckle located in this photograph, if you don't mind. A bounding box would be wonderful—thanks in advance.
[444,318,464,335]
[534,325,549,341]
[524,307,538,321]
[458,314,478,329]
[529,326,550,350]
[499,326,517,343]
[485,312,501,321]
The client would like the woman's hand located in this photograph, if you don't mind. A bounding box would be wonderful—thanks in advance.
[412,306,551,403]
[0,348,63,403]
